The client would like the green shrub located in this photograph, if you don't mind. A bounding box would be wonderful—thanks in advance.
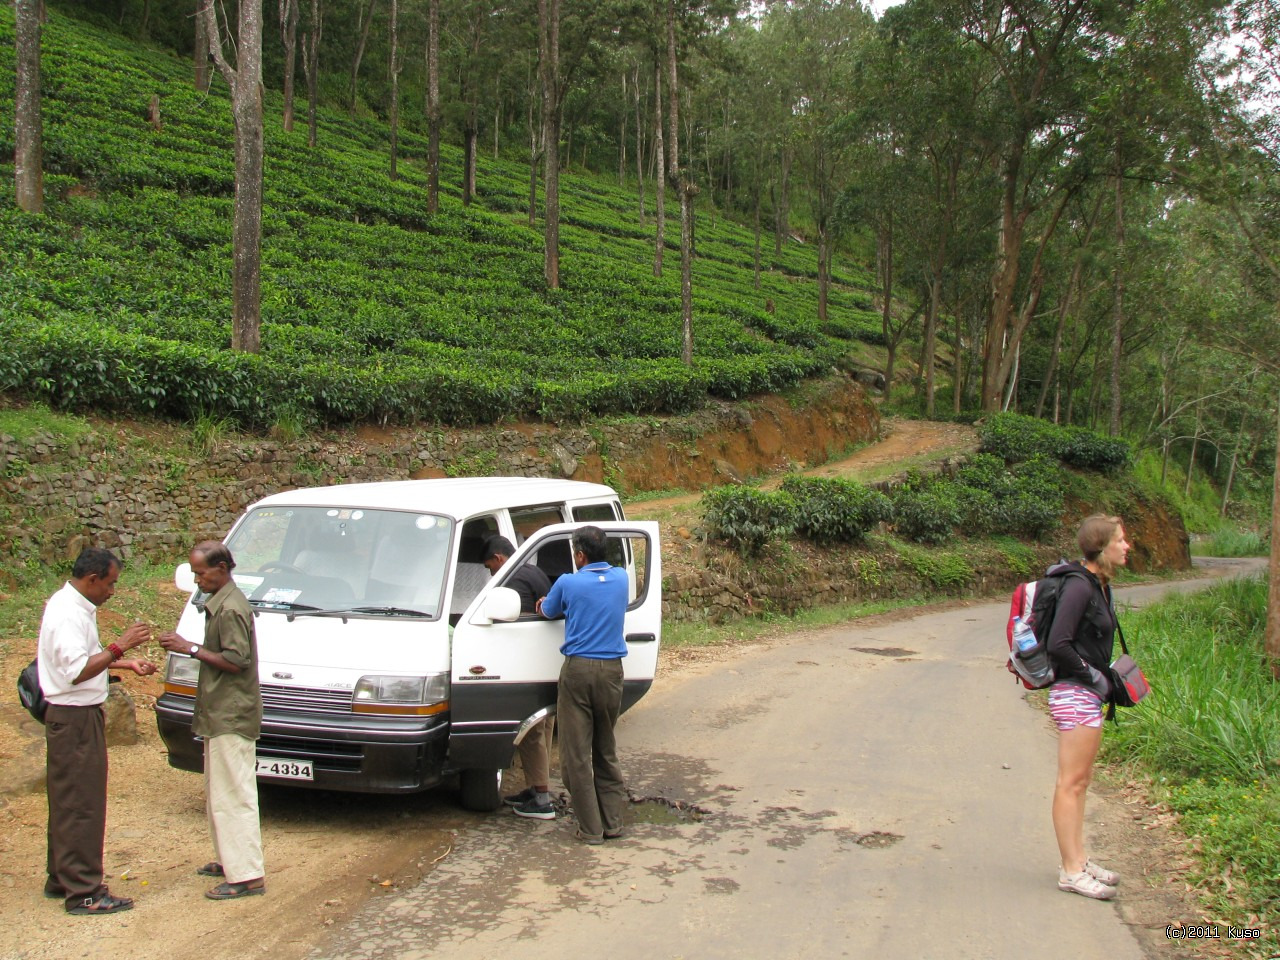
[979,412,1130,474]
[702,486,796,557]
[1057,426,1130,472]
[780,474,891,545]
[890,477,960,545]
[978,412,1060,462]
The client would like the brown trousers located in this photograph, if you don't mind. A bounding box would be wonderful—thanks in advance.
[556,656,627,841]
[45,703,107,907]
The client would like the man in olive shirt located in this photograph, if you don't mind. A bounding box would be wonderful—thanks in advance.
[160,541,265,900]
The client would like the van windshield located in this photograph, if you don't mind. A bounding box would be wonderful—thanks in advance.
[222,506,454,619]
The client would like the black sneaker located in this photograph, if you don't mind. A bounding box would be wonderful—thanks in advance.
[503,786,537,807]
[513,796,556,820]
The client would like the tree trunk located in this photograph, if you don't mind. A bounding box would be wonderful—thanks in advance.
[923,273,941,418]
[301,0,321,147]
[539,0,561,289]
[463,120,477,205]
[14,0,44,214]
[426,0,440,213]
[1267,388,1280,677]
[774,150,790,259]
[666,0,694,366]
[634,63,645,227]
[1109,173,1125,436]
[194,0,211,92]
[279,0,299,132]
[878,226,894,400]
[202,0,264,354]
[1184,403,1202,498]
[527,73,539,227]
[388,0,399,179]
[653,55,665,279]
[349,0,376,115]
[753,190,762,291]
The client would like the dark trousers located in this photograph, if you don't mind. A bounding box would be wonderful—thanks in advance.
[557,656,627,840]
[45,703,107,907]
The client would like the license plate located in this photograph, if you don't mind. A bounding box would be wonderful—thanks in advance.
[255,757,313,781]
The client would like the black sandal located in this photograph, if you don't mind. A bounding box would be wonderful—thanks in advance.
[196,861,225,877]
[66,890,134,915]
[205,879,265,900]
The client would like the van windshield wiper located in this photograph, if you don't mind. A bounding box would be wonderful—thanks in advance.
[346,605,433,618]
[250,599,321,612]
[276,605,434,623]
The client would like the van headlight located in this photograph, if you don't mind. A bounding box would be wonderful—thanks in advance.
[352,673,450,716]
[163,653,200,696]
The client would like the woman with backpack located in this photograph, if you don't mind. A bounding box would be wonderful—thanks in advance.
[1046,514,1129,900]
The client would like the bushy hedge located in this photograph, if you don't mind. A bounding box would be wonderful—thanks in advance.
[887,453,1067,545]
[979,412,1130,472]
[701,486,796,557]
[780,475,891,545]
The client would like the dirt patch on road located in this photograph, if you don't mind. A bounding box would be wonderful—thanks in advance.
[0,647,463,960]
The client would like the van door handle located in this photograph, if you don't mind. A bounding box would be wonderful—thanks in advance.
[626,632,656,643]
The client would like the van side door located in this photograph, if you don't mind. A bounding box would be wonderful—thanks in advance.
[447,520,662,774]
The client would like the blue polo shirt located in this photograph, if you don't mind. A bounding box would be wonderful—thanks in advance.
[541,562,628,659]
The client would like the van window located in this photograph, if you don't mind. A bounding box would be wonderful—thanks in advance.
[453,516,499,621]
[224,506,452,618]
[531,530,650,608]
[511,504,574,584]
[572,503,619,522]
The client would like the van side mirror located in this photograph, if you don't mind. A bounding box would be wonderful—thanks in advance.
[477,587,522,624]
[174,562,196,594]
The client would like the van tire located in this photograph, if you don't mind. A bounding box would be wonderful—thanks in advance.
[459,768,503,812]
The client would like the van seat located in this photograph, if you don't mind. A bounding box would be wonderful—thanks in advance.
[451,562,492,617]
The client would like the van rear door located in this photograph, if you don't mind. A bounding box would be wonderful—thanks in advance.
[447,520,662,774]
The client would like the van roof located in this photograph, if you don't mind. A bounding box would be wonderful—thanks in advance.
[249,477,619,517]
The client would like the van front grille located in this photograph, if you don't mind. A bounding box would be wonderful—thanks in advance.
[260,683,354,715]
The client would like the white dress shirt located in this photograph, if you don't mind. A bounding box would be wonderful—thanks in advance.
[37,582,108,706]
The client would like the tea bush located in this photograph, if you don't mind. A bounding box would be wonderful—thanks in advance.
[780,475,891,545]
[890,475,962,545]
[979,413,1130,473]
[701,486,796,557]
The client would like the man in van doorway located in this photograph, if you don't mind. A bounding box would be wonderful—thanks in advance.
[159,541,265,900]
[536,526,629,844]
[481,535,556,821]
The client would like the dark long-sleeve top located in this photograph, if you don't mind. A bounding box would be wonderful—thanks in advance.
[1046,562,1118,697]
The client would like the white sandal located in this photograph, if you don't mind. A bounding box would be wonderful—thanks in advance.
[1058,867,1116,900]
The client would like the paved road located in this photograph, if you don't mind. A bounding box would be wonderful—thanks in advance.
[313,560,1263,960]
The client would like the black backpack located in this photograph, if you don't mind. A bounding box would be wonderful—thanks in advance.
[17,658,48,723]
[1005,562,1091,689]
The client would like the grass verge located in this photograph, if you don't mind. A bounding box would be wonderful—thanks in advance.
[1103,574,1278,955]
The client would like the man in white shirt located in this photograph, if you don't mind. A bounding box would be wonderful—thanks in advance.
[39,547,155,915]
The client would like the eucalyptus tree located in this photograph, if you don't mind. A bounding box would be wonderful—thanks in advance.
[301,0,323,147]
[781,0,874,325]
[200,0,266,354]
[1191,0,1280,670]
[871,0,997,415]
[14,0,43,213]
[280,0,300,131]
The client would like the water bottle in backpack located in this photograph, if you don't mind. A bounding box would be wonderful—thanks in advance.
[1010,615,1054,688]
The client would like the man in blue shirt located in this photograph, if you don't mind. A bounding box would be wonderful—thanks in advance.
[536,526,628,844]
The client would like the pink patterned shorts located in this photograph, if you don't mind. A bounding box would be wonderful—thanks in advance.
[1048,682,1103,731]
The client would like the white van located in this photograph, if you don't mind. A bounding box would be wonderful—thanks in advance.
[155,477,661,811]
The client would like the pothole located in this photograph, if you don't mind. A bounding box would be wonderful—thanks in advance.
[854,830,903,848]
[850,646,917,658]
[628,795,710,824]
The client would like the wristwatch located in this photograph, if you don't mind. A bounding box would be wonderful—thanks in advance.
[189,645,200,656]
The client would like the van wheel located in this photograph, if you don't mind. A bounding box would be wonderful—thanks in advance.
[459,768,503,812]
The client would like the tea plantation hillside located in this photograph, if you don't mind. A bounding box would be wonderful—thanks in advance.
[1,7,885,429]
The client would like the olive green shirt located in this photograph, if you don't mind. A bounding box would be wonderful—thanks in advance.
[191,581,262,741]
